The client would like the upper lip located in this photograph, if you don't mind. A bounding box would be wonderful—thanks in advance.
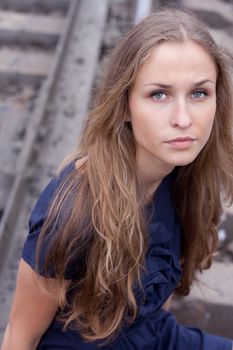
[166,136,196,142]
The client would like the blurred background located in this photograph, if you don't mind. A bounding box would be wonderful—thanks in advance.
[0,0,232,341]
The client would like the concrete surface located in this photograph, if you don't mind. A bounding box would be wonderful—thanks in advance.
[0,47,53,79]
[0,11,64,35]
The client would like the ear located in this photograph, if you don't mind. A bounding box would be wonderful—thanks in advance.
[125,106,131,122]
[125,121,132,130]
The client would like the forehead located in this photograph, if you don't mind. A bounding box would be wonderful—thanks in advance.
[134,40,217,85]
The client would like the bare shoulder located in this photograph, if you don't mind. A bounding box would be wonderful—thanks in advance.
[75,156,88,171]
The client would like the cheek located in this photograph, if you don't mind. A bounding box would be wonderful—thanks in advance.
[206,103,216,128]
[129,99,167,129]
[198,99,216,125]
[130,110,164,144]
[199,104,216,141]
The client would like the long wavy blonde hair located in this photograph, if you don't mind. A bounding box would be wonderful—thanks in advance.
[36,7,233,343]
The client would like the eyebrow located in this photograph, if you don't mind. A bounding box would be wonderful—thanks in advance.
[143,79,216,88]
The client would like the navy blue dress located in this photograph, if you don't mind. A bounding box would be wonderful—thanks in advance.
[22,162,232,350]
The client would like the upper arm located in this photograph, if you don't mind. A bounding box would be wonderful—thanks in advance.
[162,294,173,311]
[5,259,69,346]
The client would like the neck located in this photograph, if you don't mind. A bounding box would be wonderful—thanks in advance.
[136,153,174,203]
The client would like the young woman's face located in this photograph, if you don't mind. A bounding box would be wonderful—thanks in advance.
[128,40,217,174]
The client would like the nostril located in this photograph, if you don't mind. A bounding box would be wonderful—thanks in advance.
[171,115,192,128]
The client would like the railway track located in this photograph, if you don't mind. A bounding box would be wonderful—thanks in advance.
[0,0,81,277]
[0,0,232,342]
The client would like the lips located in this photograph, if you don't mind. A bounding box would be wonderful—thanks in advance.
[167,137,196,142]
[165,136,196,149]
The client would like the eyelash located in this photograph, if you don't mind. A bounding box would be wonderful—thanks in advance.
[150,90,167,100]
[191,90,208,99]
[150,90,208,100]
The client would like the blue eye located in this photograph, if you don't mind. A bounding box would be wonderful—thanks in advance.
[151,91,167,100]
[192,91,207,99]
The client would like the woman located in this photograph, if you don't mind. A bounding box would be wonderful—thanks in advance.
[1,7,233,350]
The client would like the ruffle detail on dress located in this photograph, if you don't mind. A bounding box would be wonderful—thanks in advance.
[136,221,182,317]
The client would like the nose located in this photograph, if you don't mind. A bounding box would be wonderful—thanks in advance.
[171,99,192,129]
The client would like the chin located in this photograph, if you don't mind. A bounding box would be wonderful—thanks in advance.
[168,154,199,167]
[171,147,204,166]
[175,160,195,166]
